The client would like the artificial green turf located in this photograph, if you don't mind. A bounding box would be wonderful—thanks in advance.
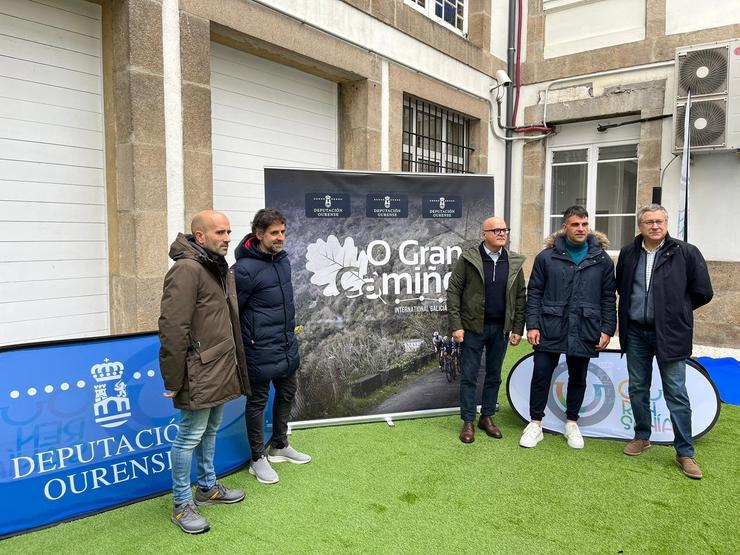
[3,343,739,554]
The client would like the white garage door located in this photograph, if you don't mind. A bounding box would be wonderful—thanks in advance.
[0,0,108,346]
[210,43,338,252]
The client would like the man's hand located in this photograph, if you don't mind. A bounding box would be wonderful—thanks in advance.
[163,390,177,398]
[596,333,611,351]
[527,329,540,346]
[452,329,464,343]
[510,333,522,346]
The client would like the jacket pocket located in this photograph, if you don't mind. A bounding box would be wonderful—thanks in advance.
[199,337,234,364]
[187,338,237,405]
[580,306,601,343]
[540,304,564,339]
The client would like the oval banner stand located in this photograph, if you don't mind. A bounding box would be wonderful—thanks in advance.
[506,349,721,443]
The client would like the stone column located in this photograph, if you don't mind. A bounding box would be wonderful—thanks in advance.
[179,11,213,223]
[339,78,383,171]
[103,0,168,333]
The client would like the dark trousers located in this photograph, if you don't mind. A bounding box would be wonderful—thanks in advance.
[246,372,297,461]
[529,350,589,422]
[459,324,508,422]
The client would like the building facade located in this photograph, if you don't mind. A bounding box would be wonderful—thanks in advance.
[0,0,737,347]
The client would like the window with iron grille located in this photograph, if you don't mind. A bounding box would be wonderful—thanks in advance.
[405,0,467,35]
[402,95,473,174]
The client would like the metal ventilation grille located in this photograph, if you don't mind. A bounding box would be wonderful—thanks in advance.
[674,99,727,149]
[677,47,728,97]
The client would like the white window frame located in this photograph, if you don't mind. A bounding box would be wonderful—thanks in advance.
[544,140,639,254]
[404,0,469,36]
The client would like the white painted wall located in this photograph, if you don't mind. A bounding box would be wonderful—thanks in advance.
[0,0,109,346]
[544,0,646,59]
[260,1,494,105]
[210,43,338,262]
[666,0,740,35]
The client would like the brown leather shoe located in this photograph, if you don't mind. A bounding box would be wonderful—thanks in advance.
[459,421,475,443]
[675,456,703,479]
[478,416,503,439]
[623,439,651,456]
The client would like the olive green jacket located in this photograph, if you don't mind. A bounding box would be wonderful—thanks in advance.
[446,244,527,335]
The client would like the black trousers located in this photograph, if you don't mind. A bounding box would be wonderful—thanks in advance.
[246,372,297,461]
[529,350,589,422]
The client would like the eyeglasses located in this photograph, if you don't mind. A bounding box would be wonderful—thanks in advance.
[484,228,511,235]
[641,219,666,227]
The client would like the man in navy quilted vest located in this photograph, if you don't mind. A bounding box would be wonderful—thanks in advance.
[234,208,310,485]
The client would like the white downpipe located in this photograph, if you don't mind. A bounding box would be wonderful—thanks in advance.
[162,0,184,258]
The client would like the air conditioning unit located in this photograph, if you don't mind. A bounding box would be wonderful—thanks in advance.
[673,40,740,153]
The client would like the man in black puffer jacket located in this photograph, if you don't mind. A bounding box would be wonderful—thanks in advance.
[234,208,310,485]
[520,205,616,450]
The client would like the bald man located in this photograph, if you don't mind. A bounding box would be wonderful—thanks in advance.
[446,217,527,443]
[159,210,251,534]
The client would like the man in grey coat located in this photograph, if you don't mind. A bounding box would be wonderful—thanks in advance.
[159,210,251,534]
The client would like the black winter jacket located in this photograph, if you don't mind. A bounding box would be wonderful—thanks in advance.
[526,231,617,358]
[233,234,300,384]
[616,234,713,362]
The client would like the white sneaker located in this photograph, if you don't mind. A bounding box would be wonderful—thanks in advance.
[564,422,584,449]
[249,455,279,484]
[268,444,311,465]
[519,422,544,448]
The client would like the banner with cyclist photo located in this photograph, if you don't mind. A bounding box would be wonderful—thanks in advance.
[264,168,494,421]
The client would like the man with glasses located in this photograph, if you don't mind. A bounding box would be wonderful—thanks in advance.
[616,204,713,479]
[447,217,527,443]
[520,205,616,449]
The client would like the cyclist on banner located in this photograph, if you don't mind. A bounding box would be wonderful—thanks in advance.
[432,331,444,366]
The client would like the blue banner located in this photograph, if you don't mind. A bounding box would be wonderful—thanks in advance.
[0,333,263,538]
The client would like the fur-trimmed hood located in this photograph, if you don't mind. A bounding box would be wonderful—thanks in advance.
[543,230,610,250]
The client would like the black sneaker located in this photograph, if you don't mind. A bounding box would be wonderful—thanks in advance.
[172,501,209,534]
[194,482,246,505]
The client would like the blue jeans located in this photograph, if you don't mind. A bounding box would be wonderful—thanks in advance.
[626,325,693,457]
[170,405,224,505]
[459,324,508,422]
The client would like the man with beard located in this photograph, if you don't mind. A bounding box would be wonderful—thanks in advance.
[159,210,250,534]
[234,208,310,485]
[520,205,616,450]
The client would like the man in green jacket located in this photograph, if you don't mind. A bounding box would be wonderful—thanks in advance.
[446,217,527,443]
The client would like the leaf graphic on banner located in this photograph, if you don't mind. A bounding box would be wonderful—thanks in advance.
[338,250,369,295]
[305,235,364,296]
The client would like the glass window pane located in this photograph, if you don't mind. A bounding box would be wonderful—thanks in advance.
[553,149,587,164]
[594,215,636,250]
[598,144,637,161]
[550,216,561,235]
[551,164,588,215]
[596,160,637,214]
[403,106,412,146]
[447,120,463,157]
